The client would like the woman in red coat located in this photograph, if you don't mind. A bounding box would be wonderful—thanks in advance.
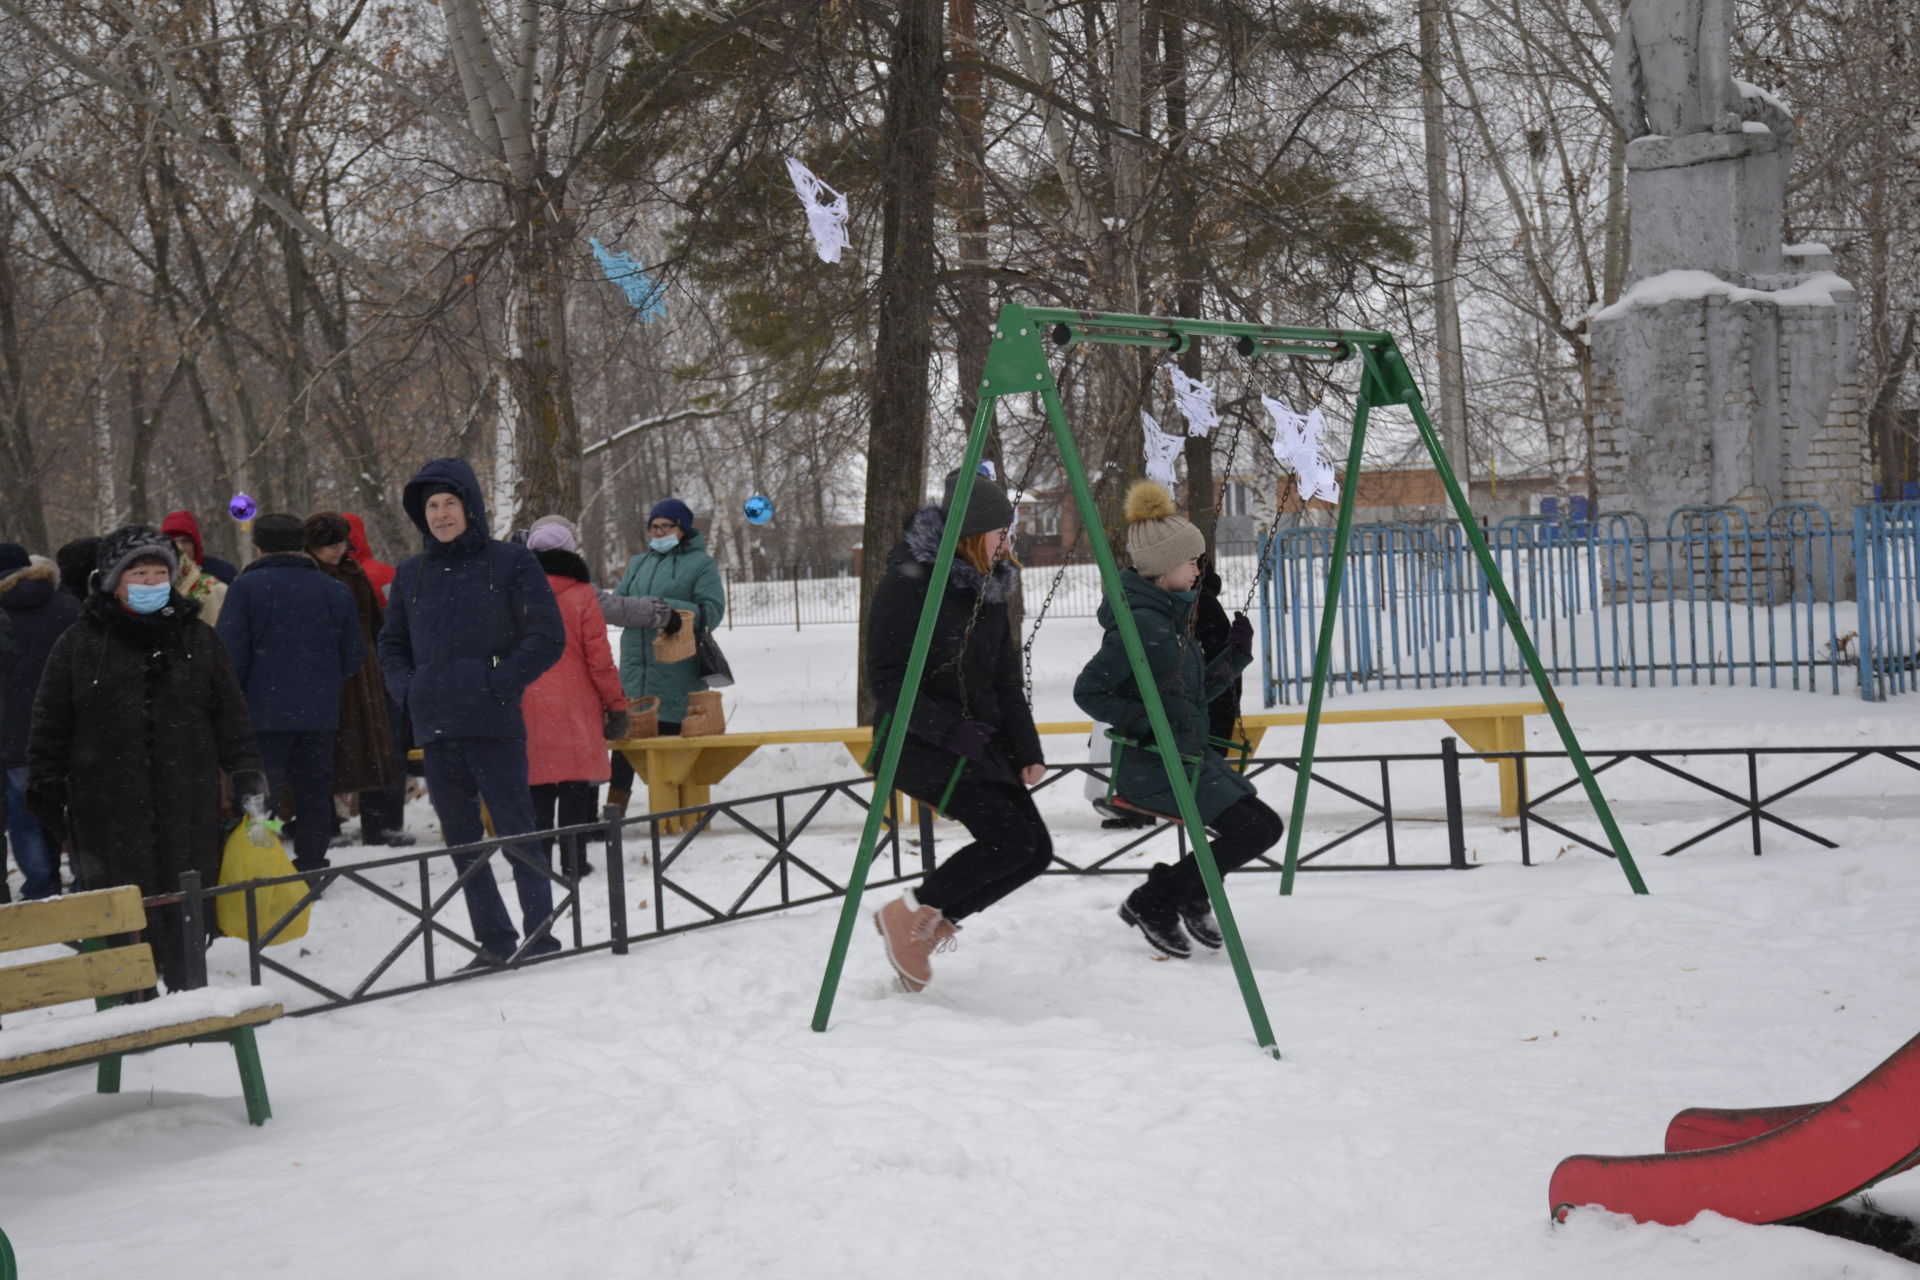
[521,515,628,876]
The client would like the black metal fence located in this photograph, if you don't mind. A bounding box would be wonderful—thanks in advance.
[149,742,1918,1016]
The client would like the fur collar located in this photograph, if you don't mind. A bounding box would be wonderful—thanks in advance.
[899,505,1015,603]
[536,547,592,584]
[0,560,58,601]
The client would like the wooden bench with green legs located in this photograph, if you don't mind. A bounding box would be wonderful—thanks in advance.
[0,887,283,1126]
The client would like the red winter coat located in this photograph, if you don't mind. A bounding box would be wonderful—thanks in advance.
[343,512,395,606]
[523,549,627,785]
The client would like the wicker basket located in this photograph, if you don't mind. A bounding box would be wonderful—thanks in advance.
[681,690,725,737]
[652,611,697,664]
[622,695,660,741]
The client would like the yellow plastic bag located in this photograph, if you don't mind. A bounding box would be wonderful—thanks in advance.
[215,820,312,945]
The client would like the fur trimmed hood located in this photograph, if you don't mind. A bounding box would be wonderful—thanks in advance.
[896,505,1015,603]
[0,559,58,602]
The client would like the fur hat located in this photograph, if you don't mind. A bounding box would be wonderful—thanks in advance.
[939,467,1015,538]
[95,525,179,595]
[1123,480,1206,579]
[252,513,308,555]
[527,514,581,554]
[304,512,352,552]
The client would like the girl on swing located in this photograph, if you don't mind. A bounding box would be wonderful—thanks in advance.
[869,467,1049,992]
[1074,479,1284,959]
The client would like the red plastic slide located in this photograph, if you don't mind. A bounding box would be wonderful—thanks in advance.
[1549,1030,1920,1226]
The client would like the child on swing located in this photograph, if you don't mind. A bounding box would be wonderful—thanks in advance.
[868,467,1050,993]
[1074,480,1285,958]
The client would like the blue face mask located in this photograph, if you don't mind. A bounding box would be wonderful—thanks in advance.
[124,582,171,614]
[649,534,680,553]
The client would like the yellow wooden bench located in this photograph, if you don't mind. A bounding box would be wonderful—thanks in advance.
[611,699,1548,825]
[0,887,282,1126]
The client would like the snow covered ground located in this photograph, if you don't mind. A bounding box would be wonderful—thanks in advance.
[3,619,1918,1278]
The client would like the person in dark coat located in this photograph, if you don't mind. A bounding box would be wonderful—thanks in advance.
[867,467,1049,993]
[27,526,265,988]
[54,537,100,603]
[305,513,410,847]
[217,514,366,873]
[1074,480,1281,961]
[378,458,566,968]
[1192,555,1245,745]
[0,544,81,899]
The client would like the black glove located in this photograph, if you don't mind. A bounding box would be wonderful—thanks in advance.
[947,720,994,761]
[663,610,685,636]
[25,778,68,842]
[603,709,631,741]
[1229,612,1255,661]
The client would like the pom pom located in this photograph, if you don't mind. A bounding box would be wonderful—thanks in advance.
[1124,478,1177,525]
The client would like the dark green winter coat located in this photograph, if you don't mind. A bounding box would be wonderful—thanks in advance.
[614,531,724,724]
[1073,568,1255,824]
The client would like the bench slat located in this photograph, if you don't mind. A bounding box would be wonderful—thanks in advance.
[0,946,156,1016]
[0,1004,283,1078]
[0,887,146,954]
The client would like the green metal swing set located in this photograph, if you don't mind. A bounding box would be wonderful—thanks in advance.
[811,306,1648,1058]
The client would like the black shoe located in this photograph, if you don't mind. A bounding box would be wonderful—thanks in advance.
[524,936,563,958]
[1119,889,1192,959]
[458,951,509,973]
[1178,900,1225,950]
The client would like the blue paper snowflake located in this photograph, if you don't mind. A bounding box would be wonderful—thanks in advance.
[590,238,667,322]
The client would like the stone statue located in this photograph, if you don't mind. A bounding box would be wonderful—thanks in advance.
[1612,0,1741,139]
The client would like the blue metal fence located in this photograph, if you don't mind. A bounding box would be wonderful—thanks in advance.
[1259,501,1920,704]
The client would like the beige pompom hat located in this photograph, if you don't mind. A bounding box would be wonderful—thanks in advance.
[1124,479,1205,577]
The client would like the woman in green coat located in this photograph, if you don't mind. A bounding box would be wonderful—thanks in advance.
[1073,480,1283,961]
[611,498,725,732]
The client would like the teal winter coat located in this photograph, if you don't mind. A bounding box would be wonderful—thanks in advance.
[1073,568,1255,824]
[614,531,725,723]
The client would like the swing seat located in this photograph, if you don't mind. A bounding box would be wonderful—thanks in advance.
[1106,796,1183,824]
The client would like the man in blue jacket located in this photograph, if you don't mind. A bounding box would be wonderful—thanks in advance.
[379,459,565,967]
[217,514,366,874]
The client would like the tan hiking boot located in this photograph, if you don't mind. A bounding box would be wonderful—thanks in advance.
[873,889,950,992]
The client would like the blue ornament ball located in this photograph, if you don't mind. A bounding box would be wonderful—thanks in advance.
[743,494,775,525]
[229,492,258,522]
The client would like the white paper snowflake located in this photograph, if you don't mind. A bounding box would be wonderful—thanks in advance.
[1167,367,1219,438]
[1262,395,1340,505]
[1142,410,1186,490]
[784,157,851,264]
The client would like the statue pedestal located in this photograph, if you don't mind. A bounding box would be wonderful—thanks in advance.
[1626,128,1787,285]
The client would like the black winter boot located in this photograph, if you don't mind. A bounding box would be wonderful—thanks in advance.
[1178,898,1225,950]
[1119,883,1192,959]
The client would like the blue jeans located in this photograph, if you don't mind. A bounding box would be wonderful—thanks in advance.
[422,740,558,959]
[6,766,58,899]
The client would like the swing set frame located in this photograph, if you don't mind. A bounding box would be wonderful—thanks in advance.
[811,306,1647,1058]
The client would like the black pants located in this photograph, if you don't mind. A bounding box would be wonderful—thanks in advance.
[912,778,1053,923]
[606,722,680,794]
[1145,795,1285,908]
[531,781,599,876]
[257,731,337,872]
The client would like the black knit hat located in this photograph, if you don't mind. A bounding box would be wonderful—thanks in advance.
[95,525,179,595]
[253,513,307,554]
[0,543,29,577]
[939,466,1015,538]
[304,512,352,552]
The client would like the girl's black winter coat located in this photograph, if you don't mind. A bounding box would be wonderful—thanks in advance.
[865,507,1043,798]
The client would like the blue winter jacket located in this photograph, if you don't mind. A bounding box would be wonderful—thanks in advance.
[378,458,564,743]
[217,554,365,733]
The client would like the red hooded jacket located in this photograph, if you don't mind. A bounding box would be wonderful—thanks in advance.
[159,509,204,562]
[342,513,395,605]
